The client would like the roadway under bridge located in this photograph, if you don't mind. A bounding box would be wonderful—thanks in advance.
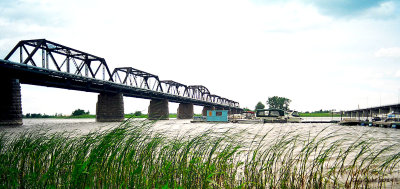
[0,39,242,126]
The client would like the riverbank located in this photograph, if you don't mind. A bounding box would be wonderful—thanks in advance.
[22,113,200,119]
[24,113,337,119]
[299,112,341,117]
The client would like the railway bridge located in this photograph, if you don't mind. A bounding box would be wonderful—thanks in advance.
[0,39,242,126]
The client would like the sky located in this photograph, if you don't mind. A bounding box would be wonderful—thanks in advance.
[1,0,400,115]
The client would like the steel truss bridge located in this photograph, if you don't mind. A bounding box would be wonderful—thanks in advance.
[0,39,242,111]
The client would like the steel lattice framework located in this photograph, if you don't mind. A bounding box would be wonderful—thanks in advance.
[4,39,114,81]
[160,80,187,96]
[186,85,210,101]
[1,39,241,110]
[112,67,163,92]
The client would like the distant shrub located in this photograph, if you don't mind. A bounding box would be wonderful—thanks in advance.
[134,111,142,116]
[24,113,48,118]
[72,109,89,116]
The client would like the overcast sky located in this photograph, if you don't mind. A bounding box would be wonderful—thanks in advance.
[1,0,400,115]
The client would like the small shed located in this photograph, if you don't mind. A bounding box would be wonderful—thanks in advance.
[206,110,228,122]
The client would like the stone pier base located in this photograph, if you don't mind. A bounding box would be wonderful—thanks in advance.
[177,103,193,119]
[96,93,124,122]
[148,99,169,120]
[202,106,215,116]
[0,77,22,126]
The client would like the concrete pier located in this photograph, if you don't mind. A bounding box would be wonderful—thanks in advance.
[202,106,215,116]
[0,77,22,126]
[177,103,194,119]
[96,93,124,122]
[148,99,169,120]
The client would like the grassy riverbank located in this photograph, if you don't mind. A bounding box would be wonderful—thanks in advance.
[23,114,190,119]
[0,120,399,188]
[24,112,341,118]
[299,112,341,117]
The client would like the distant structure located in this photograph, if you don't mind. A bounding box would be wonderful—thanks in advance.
[342,103,400,118]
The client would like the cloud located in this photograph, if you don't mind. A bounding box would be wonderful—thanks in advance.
[375,47,400,57]
[396,70,400,77]
[0,0,69,27]
[258,2,332,33]
[252,0,400,18]
[309,0,389,16]
[364,1,399,18]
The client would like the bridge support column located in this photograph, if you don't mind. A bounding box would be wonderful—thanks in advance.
[363,110,368,119]
[148,99,169,120]
[202,106,215,116]
[0,77,22,126]
[177,103,193,119]
[96,93,124,122]
[371,109,379,117]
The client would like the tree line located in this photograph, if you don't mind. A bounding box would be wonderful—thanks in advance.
[24,109,145,118]
[248,96,335,114]
[251,96,291,111]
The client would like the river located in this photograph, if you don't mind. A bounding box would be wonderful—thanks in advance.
[1,117,399,148]
[0,117,399,138]
[1,118,400,187]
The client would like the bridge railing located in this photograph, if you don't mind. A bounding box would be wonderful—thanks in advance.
[3,39,240,109]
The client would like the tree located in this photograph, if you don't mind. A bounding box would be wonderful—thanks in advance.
[134,111,142,116]
[255,101,265,110]
[243,107,251,112]
[72,109,87,116]
[267,96,291,111]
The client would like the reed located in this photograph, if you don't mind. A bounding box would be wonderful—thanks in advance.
[0,120,399,188]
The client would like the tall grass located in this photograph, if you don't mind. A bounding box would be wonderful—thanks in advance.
[0,120,399,188]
